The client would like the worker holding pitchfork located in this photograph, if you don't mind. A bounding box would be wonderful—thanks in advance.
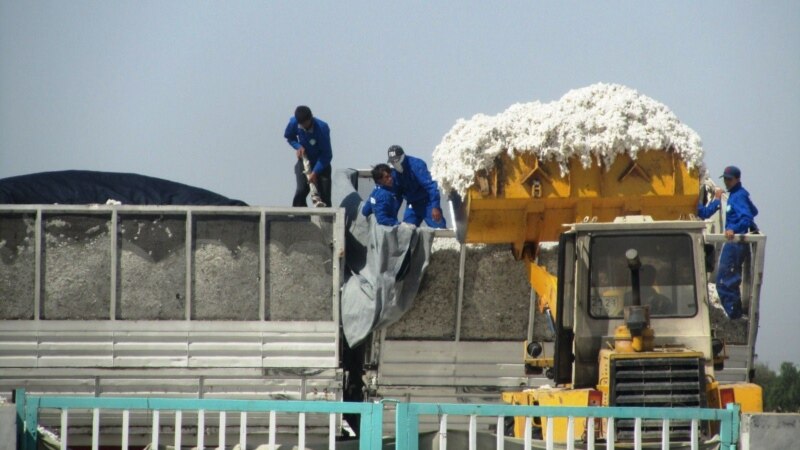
[283,105,333,207]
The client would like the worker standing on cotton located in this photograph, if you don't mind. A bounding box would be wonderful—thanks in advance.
[386,145,446,229]
[362,164,401,226]
[283,106,333,207]
[697,166,759,319]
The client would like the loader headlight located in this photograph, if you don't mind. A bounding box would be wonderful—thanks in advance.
[526,342,543,358]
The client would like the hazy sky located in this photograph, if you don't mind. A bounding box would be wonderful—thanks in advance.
[1,2,798,365]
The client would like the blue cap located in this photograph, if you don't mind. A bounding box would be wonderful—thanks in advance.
[387,145,405,163]
[720,166,741,179]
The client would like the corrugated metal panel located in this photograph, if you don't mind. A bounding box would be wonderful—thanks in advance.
[0,377,98,395]
[0,321,339,369]
[0,330,38,367]
[113,331,191,367]
[376,390,517,434]
[716,345,751,383]
[0,370,341,400]
[38,331,115,367]
[376,340,548,389]
[0,322,341,408]
[372,337,550,434]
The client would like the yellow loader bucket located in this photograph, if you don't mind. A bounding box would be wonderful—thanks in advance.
[458,149,701,257]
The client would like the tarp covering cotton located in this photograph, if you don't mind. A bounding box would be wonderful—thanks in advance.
[334,169,435,347]
[0,170,247,205]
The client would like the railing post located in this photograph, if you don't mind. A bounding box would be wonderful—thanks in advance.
[360,402,384,450]
[720,403,741,450]
[197,409,205,450]
[122,410,130,450]
[91,408,100,450]
[395,402,419,450]
[175,410,183,450]
[372,402,384,450]
[440,414,449,450]
[606,417,615,450]
[14,389,26,450]
[23,395,39,450]
[60,409,68,450]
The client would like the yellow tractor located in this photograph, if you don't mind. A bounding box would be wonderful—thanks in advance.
[450,149,765,444]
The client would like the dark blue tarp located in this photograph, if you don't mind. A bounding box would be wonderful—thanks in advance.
[0,170,247,206]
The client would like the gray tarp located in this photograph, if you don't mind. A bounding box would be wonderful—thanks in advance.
[334,169,435,347]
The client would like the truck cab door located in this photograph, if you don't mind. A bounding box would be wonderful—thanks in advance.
[553,232,576,385]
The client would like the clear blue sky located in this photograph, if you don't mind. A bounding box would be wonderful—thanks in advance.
[1,1,798,365]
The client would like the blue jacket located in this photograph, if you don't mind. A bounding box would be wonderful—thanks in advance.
[361,185,401,226]
[392,155,441,209]
[283,117,333,175]
[696,182,758,233]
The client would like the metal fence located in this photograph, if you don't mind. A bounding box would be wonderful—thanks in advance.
[16,389,740,450]
[16,389,383,450]
[0,205,345,403]
[395,402,740,450]
[0,205,344,322]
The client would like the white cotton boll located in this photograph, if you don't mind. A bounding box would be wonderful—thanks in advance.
[431,83,707,197]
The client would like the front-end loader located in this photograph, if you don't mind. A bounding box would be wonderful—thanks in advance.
[449,149,765,444]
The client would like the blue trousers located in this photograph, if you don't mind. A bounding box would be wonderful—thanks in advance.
[402,200,446,229]
[716,242,750,319]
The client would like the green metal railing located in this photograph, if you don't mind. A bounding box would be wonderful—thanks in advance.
[16,389,382,450]
[16,389,739,450]
[395,401,740,450]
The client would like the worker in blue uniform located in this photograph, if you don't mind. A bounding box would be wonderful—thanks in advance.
[696,166,759,319]
[283,106,333,207]
[362,164,402,226]
[386,145,446,229]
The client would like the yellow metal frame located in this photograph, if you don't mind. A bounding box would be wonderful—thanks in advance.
[529,263,558,315]
[502,388,594,442]
[522,340,553,368]
[708,381,763,413]
[463,151,701,323]
[503,349,757,442]
[464,151,700,250]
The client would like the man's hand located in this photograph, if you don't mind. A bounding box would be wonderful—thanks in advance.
[714,188,723,200]
[296,147,305,159]
[308,171,318,184]
[431,207,443,223]
[725,229,735,240]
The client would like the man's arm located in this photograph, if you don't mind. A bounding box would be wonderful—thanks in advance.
[361,198,373,217]
[697,188,722,219]
[375,194,400,226]
[284,117,302,150]
[410,158,443,221]
[697,198,720,219]
[410,159,441,209]
[312,121,333,175]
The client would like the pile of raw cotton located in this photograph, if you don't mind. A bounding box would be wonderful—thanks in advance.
[431,83,706,197]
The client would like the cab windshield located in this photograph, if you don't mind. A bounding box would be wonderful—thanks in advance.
[588,234,697,318]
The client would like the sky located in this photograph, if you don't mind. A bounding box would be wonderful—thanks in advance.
[1,1,798,366]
